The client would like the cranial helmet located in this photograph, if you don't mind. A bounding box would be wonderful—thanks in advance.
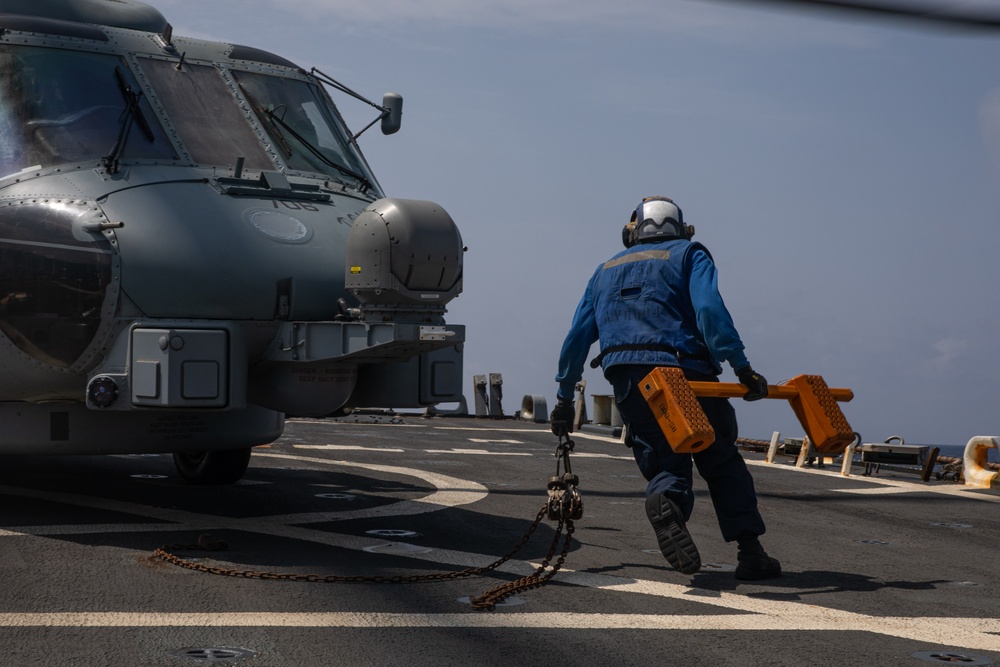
[622,196,695,248]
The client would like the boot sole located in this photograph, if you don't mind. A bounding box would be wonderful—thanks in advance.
[645,494,701,575]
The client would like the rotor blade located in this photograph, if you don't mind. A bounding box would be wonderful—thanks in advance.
[718,0,1000,30]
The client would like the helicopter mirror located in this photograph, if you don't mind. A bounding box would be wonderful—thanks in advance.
[380,92,403,135]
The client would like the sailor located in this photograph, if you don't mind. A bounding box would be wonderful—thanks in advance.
[551,196,781,580]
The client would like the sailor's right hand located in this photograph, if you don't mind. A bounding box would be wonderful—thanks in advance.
[550,398,576,435]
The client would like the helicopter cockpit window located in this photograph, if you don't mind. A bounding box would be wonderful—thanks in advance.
[140,59,273,170]
[0,45,176,176]
[230,70,368,182]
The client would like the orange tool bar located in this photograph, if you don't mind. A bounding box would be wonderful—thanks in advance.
[687,382,854,402]
[639,368,856,456]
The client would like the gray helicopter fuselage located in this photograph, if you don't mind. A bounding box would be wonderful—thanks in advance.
[0,1,465,455]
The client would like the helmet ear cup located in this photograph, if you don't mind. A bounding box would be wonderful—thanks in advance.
[622,222,638,248]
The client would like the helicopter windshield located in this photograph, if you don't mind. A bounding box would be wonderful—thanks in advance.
[140,59,273,171]
[230,70,369,182]
[0,45,176,176]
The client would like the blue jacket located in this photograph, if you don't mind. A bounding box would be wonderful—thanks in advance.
[555,239,750,400]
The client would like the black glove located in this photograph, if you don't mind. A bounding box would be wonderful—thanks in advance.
[550,398,575,435]
[736,366,768,402]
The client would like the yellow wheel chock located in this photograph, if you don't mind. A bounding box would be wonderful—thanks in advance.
[638,367,855,455]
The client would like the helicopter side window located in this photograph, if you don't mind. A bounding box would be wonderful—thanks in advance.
[140,59,273,171]
[0,203,113,368]
[230,70,368,180]
[0,45,176,176]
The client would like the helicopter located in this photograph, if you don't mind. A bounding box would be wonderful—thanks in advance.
[0,0,465,483]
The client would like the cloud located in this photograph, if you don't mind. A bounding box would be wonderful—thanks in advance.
[176,0,881,47]
[930,336,970,369]
[282,0,693,28]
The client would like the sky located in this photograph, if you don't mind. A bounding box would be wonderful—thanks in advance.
[154,0,1000,446]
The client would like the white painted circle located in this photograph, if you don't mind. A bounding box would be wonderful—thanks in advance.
[243,208,312,243]
[366,529,419,538]
[363,543,433,555]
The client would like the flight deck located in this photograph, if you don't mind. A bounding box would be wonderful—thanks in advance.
[0,415,997,666]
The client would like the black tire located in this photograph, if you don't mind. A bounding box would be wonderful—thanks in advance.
[172,448,252,485]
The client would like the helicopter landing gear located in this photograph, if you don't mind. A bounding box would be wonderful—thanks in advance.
[173,448,252,485]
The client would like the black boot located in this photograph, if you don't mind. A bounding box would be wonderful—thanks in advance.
[735,535,781,581]
[645,493,701,575]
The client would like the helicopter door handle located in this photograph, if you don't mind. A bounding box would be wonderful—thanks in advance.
[279,339,306,352]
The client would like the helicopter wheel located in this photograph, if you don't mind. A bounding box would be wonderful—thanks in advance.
[172,448,252,485]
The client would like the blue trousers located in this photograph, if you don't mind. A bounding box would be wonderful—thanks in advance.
[606,365,766,542]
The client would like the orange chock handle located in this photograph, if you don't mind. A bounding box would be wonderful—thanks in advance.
[687,382,854,402]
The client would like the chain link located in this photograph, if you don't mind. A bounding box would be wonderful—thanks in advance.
[467,519,575,609]
[153,438,583,611]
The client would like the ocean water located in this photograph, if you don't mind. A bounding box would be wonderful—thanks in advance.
[933,443,1000,463]
[837,441,1000,470]
[777,439,1000,467]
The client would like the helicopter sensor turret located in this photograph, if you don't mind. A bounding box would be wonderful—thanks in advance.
[346,198,464,323]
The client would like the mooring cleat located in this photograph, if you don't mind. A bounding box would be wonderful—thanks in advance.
[734,552,782,581]
[644,493,701,575]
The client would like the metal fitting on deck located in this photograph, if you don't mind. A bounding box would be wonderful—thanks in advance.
[963,436,999,489]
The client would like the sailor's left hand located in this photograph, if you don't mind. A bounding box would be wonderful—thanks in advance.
[736,366,768,401]
[550,398,575,435]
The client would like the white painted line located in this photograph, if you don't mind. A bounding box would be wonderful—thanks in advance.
[285,419,421,427]
[0,523,212,537]
[0,612,995,649]
[294,445,406,453]
[433,427,547,433]
[424,449,531,456]
[432,425,623,444]
[745,459,1000,504]
[0,453,487,532]
[572,453,633,461]
[834,487,927,496]
[566,432,625,444]
[254,453,488,523]
[467,438,523,444]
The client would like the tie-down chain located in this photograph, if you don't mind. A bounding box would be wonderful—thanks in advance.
[153,435,583,610]
[547,432,583,522]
